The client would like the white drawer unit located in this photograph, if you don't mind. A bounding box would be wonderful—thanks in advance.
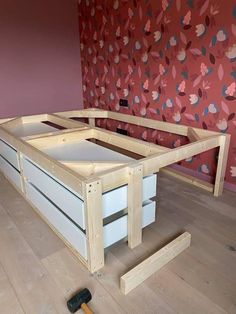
[0,139,19,170]
[23,157,157,225]
[104,200,156,248]
[0,155,22,191]
[102,185,128,218]
[102,174,157,218]
[22,158,86,230]
[25,179,156,257]
[143,175,157,200]
[25,182,88,260]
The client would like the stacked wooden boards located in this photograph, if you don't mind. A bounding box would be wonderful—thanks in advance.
[0,109,230,273]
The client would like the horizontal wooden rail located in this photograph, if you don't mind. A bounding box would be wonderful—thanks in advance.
[141,135,221,176]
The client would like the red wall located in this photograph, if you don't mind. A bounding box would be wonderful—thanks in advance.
[0,0,83,118]
[78,0,236,189]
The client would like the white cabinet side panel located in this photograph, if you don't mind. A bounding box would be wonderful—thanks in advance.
[104,200,156,248]
[0,156,22,190]
[0,140,19,170]
[25,182,87,260]
[23,158,85,229]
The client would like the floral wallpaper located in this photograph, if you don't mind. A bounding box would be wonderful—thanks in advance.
[78,0,236,188]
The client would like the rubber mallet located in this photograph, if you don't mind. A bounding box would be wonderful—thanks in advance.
[67,288,93,314]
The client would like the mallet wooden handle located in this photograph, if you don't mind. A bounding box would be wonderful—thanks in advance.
[81,303,93,314]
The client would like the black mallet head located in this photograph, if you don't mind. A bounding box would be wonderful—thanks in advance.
[67,288,92,313]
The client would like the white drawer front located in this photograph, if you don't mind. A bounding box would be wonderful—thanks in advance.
[0,155,22,190]
[102,174,157,218]
[0,140,19,170]
[25,182,87,260]
[143,174,157,200]
[103,200,156,248]
[102,185,127,218]
[23,158,85,229]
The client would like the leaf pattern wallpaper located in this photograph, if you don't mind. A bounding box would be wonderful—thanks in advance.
[78,0,236,189]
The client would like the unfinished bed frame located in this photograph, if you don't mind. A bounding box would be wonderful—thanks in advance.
[0,109,230,274]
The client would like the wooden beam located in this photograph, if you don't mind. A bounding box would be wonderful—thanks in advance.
[48,113,88,129]
[1,118,23,130]
[127,164,143,249]
[62,161,129,177]
[214,134,231,196]
[94,128,169,157]
[56,109,218,138]
[187,127,201,142]
[84,179,104,273]
[61,160,129,166]
[21,126,89,141]
[161,167,214,193]
[55,109,108,119]
[95,164,130,193]
[21,114,49,124]
[27,128,94,149]
[88,118,95,127]
[0,118,16,125]
[141,135,221,177]
[108,111,216,138]
[120,232,191,295]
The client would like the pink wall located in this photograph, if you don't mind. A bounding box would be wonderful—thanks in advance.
[0,0,83,118]
[78,0,236,189]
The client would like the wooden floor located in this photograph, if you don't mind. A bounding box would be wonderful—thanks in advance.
[0,172,236,314]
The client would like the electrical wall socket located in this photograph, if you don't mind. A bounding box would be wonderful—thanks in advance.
[119,99,128,107]
[116,128,128,135]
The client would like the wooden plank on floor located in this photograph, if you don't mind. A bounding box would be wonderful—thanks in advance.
[120,232,191,295]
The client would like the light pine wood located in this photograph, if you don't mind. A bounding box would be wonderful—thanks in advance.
[0,172,235,313]
[187,127,201,142]
[94,127,169,156]
[27,128,95,150]
[62,160,128,177]
[127,164,143,249]
[0,117,16,124]
[120,232,191,295]
[214,134,231,196]
[0,109,228,200]
[0,108,230,276]
[88,117,95,127]
[84,179,104,273]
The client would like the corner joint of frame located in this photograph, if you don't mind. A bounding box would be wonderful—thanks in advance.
[84,178,102,194]
[128,163,143,176]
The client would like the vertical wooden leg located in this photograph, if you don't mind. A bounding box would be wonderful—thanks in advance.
[214,134,230,197]
[88,118,95,127]
[88,118,96,143]
[84,179,104,273]
[128,164,143,249]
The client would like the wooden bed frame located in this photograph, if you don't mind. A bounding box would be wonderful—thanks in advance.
[0,109,230,274]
